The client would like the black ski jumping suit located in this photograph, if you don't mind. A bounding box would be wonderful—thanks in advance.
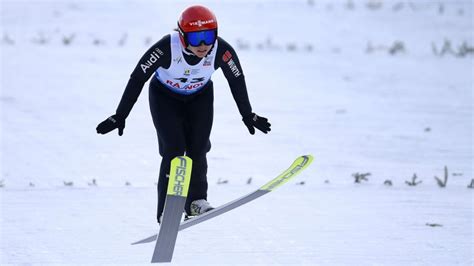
[115,34,253,219]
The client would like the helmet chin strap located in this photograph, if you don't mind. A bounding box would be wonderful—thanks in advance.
[181,45,195,56]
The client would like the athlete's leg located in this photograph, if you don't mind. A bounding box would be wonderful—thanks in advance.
[149,86,186,221]
[183,85,214,214]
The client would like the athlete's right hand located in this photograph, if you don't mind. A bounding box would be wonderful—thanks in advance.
[96,114,126,136]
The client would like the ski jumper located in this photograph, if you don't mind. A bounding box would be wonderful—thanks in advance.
[115,32,253,219]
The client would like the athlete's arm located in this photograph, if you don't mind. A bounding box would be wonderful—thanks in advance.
[215,37,252,117]
[116,35,172,118]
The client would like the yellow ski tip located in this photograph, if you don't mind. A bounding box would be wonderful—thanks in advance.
[260,155,314,191]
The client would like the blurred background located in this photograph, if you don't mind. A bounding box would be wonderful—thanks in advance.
[1,0,472,188]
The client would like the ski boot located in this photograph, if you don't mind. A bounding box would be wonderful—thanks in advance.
[185,199,214,221]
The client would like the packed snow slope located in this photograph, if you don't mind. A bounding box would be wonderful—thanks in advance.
[1,0,472,265]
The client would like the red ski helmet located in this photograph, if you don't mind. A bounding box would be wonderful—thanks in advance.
[178,5,218,47]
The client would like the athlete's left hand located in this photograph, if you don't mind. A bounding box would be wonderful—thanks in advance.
[242,113,271,135]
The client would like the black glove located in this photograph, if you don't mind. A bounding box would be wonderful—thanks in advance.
[242,113,271,135]
[96,114,125,136]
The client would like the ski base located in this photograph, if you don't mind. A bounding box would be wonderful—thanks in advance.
[151,156,192,263]
[134,155,313,246]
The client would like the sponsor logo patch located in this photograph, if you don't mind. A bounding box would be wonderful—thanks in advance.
[203,56,213,66]
[173,56,183,64]
[222,50,232,62]
[140,48,164,73]
[165,77,206,91]
[173,157,187,196]
[227,59,241,78]
[188,19,215,27]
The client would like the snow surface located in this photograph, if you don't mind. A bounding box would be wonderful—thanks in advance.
[1,0,473,265]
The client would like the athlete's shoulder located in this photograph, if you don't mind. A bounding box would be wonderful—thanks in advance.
[149,34,173,59]
[134,34,173,76]
[216,36,234,50]
[154,34,172,48]
[215,36,238,65]
[163,33,172,41]
[214,37,243,77]
[142,34,172,58]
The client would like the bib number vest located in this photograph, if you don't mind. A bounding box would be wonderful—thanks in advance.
[155,32,218,95]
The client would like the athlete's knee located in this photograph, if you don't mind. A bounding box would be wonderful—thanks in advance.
[187,141,211,157]
[162,146,185,159]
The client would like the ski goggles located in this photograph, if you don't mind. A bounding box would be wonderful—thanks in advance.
[185,30,217,47]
